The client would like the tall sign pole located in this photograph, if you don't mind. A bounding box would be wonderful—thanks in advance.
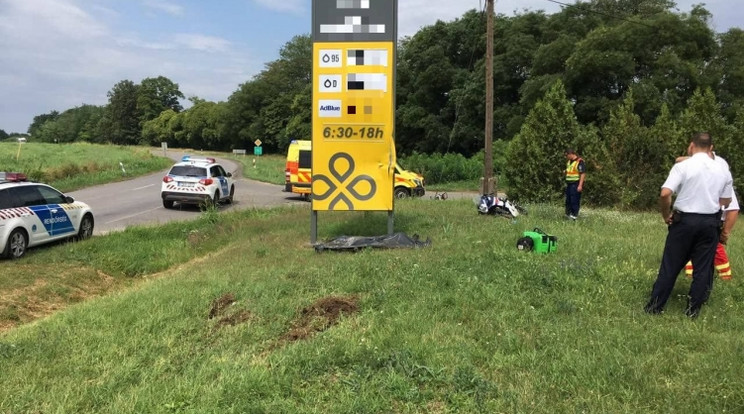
[483,0,494,195]
[311,0,398,243]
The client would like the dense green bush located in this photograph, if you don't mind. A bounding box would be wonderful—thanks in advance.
[504,83,744,210]
[573,124,622,207]
[399,142,508,185]
[399,152,478,185]
[506,81,579,202]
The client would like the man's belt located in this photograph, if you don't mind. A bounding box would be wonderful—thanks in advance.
[673,210,722,218]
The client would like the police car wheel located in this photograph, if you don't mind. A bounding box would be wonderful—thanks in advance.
[77,214,94,240]
[225,185,235,204]
[163,200,174,209]
[3,229,28,259]
[201,191,219,210]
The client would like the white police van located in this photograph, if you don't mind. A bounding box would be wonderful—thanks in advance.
[0,172,94,259]
[160,156,235,209]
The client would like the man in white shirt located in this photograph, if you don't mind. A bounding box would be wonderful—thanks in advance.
[678,152,739,280]
[645,132,733,318]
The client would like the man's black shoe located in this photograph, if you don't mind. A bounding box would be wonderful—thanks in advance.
[644,303,663,314]
[684,305,701,319]
[644,299,663,314]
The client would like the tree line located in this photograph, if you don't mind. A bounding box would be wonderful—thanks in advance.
[27,76,184,145]
[505,81,744,209]
[21,0,744,208]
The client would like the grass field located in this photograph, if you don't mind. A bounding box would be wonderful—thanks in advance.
[223,152,286,185]
[2,198,743,413]
[0,142,172,192]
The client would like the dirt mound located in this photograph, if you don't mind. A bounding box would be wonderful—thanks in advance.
[208,292,252,328]
[215,309,251,327]
[283,295,359,342]
[208,293,235,319]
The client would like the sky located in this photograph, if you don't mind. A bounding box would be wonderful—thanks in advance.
[0,0,740,134]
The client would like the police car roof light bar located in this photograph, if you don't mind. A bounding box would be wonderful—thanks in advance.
[0,172,28,182]
[180,155,216,164]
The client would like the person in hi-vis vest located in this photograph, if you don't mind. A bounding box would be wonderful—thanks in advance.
[564,148,586,220]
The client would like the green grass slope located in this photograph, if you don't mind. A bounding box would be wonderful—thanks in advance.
[1,199,743,413]
[0,142,172,192]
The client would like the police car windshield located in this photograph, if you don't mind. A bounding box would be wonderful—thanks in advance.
[170,165,207,177]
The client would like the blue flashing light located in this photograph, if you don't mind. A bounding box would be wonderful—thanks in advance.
[180,155,215,164]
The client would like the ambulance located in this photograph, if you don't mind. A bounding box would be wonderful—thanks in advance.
[283,140,425,199]
[393,163,426,199]
[284,140,312,199]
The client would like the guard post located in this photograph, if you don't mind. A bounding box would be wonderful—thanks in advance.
[311,0,398,243]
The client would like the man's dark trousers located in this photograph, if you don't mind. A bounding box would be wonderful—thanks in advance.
[647,212,720,312]
[565,182,581,216]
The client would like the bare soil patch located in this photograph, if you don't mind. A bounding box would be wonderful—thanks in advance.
[282,295,359,342]
[209,293,236,319]
[208,292,252,329]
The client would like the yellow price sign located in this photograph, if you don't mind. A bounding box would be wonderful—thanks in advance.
[322,124,385,141]
[312,41,396,211]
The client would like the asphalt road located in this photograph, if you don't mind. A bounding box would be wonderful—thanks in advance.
[66,150,487,235]
[68,151,307,235]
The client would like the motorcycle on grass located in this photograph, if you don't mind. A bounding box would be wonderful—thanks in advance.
[475,194,527,219]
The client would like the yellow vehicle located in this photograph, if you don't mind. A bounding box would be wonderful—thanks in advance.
[393,163,425,199]
[284,140,312,199]
[283,140,425,199]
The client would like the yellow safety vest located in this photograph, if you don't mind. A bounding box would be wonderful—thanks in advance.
[566,158,583,182]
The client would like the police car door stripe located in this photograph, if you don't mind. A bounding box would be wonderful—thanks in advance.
[219,177,228,195]
[29,204,75,236]
[0,207,32,220]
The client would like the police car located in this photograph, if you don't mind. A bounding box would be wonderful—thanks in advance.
[161,156,235,209]
[0,172,95,259]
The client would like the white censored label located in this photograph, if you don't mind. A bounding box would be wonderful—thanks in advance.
[318,49,342,68]
[319,75,342,93]
[318,100,342,117]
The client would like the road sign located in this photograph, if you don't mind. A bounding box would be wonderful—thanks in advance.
[254,139,262,147]
[311,0,397,212]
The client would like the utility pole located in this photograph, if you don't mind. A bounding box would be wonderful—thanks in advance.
[482,0,494,195]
